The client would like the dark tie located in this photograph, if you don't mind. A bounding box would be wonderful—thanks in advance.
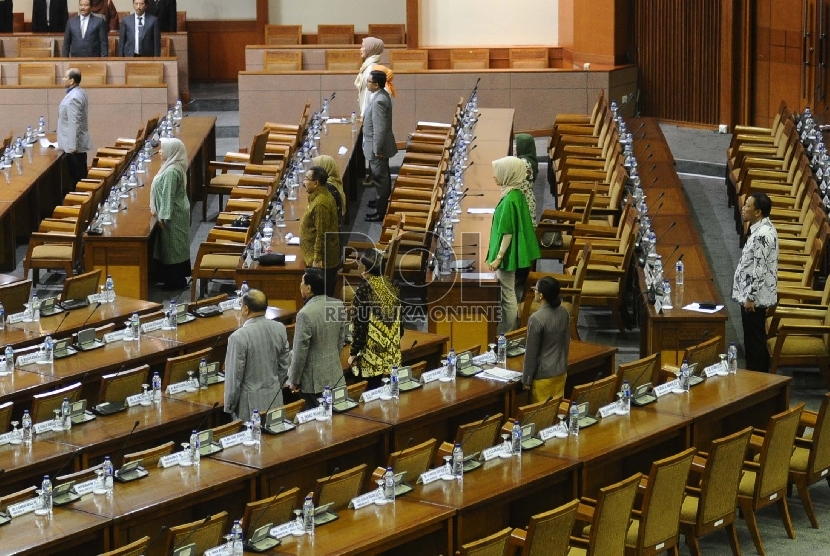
[136,16,143,54]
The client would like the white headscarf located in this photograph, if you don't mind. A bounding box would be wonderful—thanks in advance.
[150,137,188,214]
[355,37,384,116]
[492,156,527,198]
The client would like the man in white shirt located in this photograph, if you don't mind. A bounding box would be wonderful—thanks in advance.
[118,0,161,57]
[62,0,108,57]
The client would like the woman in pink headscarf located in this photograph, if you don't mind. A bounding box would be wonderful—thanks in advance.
[355,37,384,117]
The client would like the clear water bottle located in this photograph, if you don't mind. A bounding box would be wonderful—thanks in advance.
[5,345,13,375]
[130,312,140,341]
[383,466,395,502]
[237,281,250,309]
[662,279,672,309]
[446,349,457,380]
[61,397,71,430]
[350,111,357,134]
[511,419,522,456]
[31,293,40,322]
[38,116,46,136]
[680,359,690,392]
[390,366,399,399]
[231,519,244,555]
[105,275,115,303]
[252,232,262,260]
[675,259,684,287]
[728,342,738,374]
[152,371,162,402]
[22,410,32,445]
[251,409,261,443]
[0,300,5,331]
[497,334,507,365]
[189,430,200,467]
[167,299,178,331]
[198,357,208,389]
[102,457,113,492]
[452,442,464,479]
[653,255,664,285]
[621,380,631,413]
[41,476,53,515]
[569,403,580,437]
[303,494,315,536]
[174,99,183,121]
[44,335,54,365]
[322,386,333,419]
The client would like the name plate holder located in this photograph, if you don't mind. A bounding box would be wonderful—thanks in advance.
[482,444,510,462]
[539,425,569,441]
[704,362,727,378]
[158,452,186,468]
[420,368,444,384]
[204,545,232,556]
[359,388,385,403]
[598,402,622,419]
[166,381,193,395]
[73,478,99,496]
[7,312,26,324]
[418,467,447,485]
[294,407,324,424]
[218,300,238,312]
[270,521,298,540]
[141,319,166,334]
[653,380,680,398]
[33,420,57,434]
[16,352,41,367]
[220,432,248,449]
[8,497,42,518]
[87,293,107,304]
[349,489,384,509]
[104,330,127,344]
[126,393,148,407]
[0,431,15,445]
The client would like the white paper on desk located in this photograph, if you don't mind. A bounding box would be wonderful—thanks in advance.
[460,272,496,280]
[287,237,300,245]
[285,254,297,262]
[467,208,495,214]
[476,367,522,382]
[39,137,58,148]
[682,303,724,313]
[338,146,348,155]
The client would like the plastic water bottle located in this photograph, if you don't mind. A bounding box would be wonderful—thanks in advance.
[102,457,113,492]
[621,380,631,413]
[167,299,178,331]
[198,357,208,389]
[38,116,46,136]
[390,366,400,399]
[130,313,140,341]
[252,232,262,260]
[728,343,738,374]
[251,409,261,443]
[174,99,183,121]
[152,371,162,402]
[452,442,464,479]
[322,386,333,419]
[446,349,457,380]
[675,259,684,287]
[497,334,507,365]
[31,293,40,322]
[236,281,249,310]
[105,275,115,303]
[303,494,315,536]
[383,466,395,502]
[680,359,690,392]
[653,255,664,285]
[41,476,53,515]
[44,335,54,365]
[0,300,5,331]
[61,397,72,430]
[22,410,32,445]
[511,419,522,456]
[662,279,672,308]
[569,403,580,437]
[350,111,357,134]
[230,519,243,555]
[189,430,200,467]
[4,345,13,375]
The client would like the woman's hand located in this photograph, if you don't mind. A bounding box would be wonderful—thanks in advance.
[487,256,502,272]
[312,260,323,269]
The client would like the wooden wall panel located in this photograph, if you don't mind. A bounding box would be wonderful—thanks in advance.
[188,20,261,81]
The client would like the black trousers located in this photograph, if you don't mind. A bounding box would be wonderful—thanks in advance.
[741,305,769,372]
[368,156,392,214]
[65,151,88,190]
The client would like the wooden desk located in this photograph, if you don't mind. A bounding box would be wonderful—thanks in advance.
[1,505,109,555]
[340,329,448,372]
[271,499,454,556]
[0,436,77,496]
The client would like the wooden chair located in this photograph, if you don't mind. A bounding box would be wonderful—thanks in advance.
[450,48,490,69]
[767,306,830,387]
[98,537,150,556]
[125,63,164,85]
[176,11,187,32]
[509,47,548,69]
[347,380,368,401]
[265,24,302,45]
[0,401,12,433]
[61,269,102,302]
[616,352,661,391]
[205,132,271,221]
[404,361,427,379]
[317,24,354,44]
[509,499,580,556]
[389,49,429,70]
[789,392,830,528]
[570,473,642,555]
[0,279,31,315]
[456,527,512,556]
[264,50,303,71]
[679,427,752,556]
[18,37,55,57]
[18,63,55,85]
[98,365,149,405]
[160,36,172,57]
[187,293,229,313]
[738,403,804,556]
[23,212,84,283]
[368,23,406,44]
[209,419,242,441]
[162,511,228,556]
[243,488,300,539]
[281,399,306,421]
[190,240,245,301]
[370,438,437,486]
[504,397,561,434]
[316,464,368,510]
[682,334,722,371]
[160,347,212,390]
[75,62,107,85]
[107,36,118,58]
[567,375,617,417]
[123,441,175,468]
[435,413,504,466]
[0,487,38,514]
[625,447,696,555]
[31,382,82,424]
[325,49,362,71]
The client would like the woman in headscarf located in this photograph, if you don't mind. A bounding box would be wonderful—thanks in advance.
[371,64,396,99]
[150,138,191,290]
[312,154,346,222]
[515,133,538,226]
[89,0,119,31]
[355,37,384,117]
[522,276,570,403]
[487,156,541,334]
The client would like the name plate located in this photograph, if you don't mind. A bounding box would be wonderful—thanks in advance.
[482,445,508,462]
[0,431,15,445]
[219,432,248,449]
[87,293,107,303]
[204,546,232,556]
[218,300,237,311]
[158,452,185,468]
[8,497,41,518]
[349,488,384,509]
[598,402,621,419]
[141,319,166,333]
[653,380,679,398]
[295,407,324,424]
[472,354,492,366]
[166,381,191,395]
[539,426,563,441]
[421,368,445,384]
[73,478,99,496]
[7,312,26,324]
[270,521,297,540]
[126,393,146,407]
[104,330,127,344]
[16,352,41,367]
[34,421,55,434]
[359,388,385,403]
[418,467,446,485]
[704,362,725,377]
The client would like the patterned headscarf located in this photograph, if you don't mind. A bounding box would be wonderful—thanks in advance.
[515,133,538,181]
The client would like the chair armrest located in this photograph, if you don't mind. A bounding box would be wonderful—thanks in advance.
[509,528,527,548]
[222,152,252,163]
[800,410,818,428]
[209,161,247,174]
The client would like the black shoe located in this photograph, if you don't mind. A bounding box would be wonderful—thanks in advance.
[364,212,384,222]
[367,199,377,209]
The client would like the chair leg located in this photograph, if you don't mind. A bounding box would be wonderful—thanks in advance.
[739,499,765,556]
[609,300,627,335]
[189,278,197,302]
[777,498,796,539]
[793,477,819,528]
[725,521,742,556]
[685,533,702,556]
[202,192,208,222]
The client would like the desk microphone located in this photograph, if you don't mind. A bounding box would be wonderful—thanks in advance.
[140,525,168,556]
[521,396,555,427]
[638,143,651,155]
[389,437,417,468]
[408,339,418,353]
[659,245,681,270]
[93,364,126,409]
[646,191,665,212]
[459,414,491,451]
[570,372,604,414]
[647,202,664,220]
[643,176,659,189]
[639,151,654,164]
[112,420,140,467]
[320,467,341,488]
[50,310,72,338]
[642,163,657,179]
[78,302,103,331]
[170,515,211,555]
[653,221,677,247]
[688,329,710,353]
[52,446,83,481]
[631,122,645,135]
[200,268,220,299]
[194,401,219,433]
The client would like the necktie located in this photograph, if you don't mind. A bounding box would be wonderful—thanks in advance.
[81,16,87,39]
[136,16,143,54]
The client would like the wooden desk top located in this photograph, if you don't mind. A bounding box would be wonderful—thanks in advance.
[0,435,77,484]
[2,142,62,196]
[1,505,110,556]
[340,329,449,370]
[504,339,617,377]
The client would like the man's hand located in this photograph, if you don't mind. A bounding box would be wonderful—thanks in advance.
[284,380,298,393]
[744,299,756,312]
[374,153,384,159]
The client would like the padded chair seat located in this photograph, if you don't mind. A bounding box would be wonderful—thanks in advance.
[766,336,829,356]
[581,280,618,297]
[201,254,239,269]
[396,253,423,270]
[210,174,242,188]
[624,518,640,546]
[680,493,700,522]
[567,547,587,556]
[790,445,810,473]
[738,469,757,496]
[32,244,72,259]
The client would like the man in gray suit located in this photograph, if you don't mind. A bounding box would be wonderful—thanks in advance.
[224,289,291,421]
[62,0,108,58]
[286,270,348,408]
[58,67,92,188]
[118,0,161,57]
[362,69,397,222]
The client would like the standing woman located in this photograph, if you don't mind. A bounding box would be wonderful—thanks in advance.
[355,37,384,117]
[487,156,541,334]
[312,155,346,223]
[515,133,538,226]
[522,277,570,402]
[89,0,119,30]
[150,138,191,290]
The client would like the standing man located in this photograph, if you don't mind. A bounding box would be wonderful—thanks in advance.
[57,67,92,189]
[732,191,778,372]
[362,69,397,222]
[285,270,348,408]
[224,289,290,421]
[299,166,341,297]
[118,0,160,57]
[0,0,13,32]
[32,0,69,33]
[62,0,108,58]
[145,0,176,32]
[89,0,118,31]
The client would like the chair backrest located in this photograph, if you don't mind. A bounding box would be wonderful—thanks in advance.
[635,447,696,551]
[755,403,805,500]
[99,364,149,404]
[243,487,300,538]
[388,438,437,481]
[31,382,82,424]
[318,24,354,44]
[160,36,172,57]
[265,24,302,45]
[522,498,579,556]
[177,11,187,31]
[316,464,368,510]
[264,50,303,71]
[515,397,561,431]
[325,49,362,71]
[123,441,174,469]
[98,537,150,556]
[248,130,270,165]
[76,62,107,85]
[695,427,752,530]
[125,63,164,85]
[281,399,306,421]
[683,334,722,371]
[0,279,31,315]
[450,48,490,69]
[808,392,830,478]
[164,511,227,556]
[587,472,642,555]
[368,23,406,44]
[0,401,11,433]
[347,380,368,400]
[61,269,102,302]
[18,63,55,85]
[454,413,503,456]
[18,37,55,57]
[509,47,548,69]
[161,346,213,390]
[108,36,118,57]
[616,352,661,391]
[458,527,512,556]
[187,293,229,313]
[569,375,617,416]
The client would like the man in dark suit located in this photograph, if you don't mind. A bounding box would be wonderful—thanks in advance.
[118,0,160,57]
[0,0,13,33]
[145,0,176,33]
[32,0,69,33]
[62,0,108,57]
[362,69,397,222]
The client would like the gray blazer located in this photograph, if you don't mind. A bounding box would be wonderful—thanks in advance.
[288,295,348,394]
[362,88,397,160]
[118,12,161,57]
[522,304,570,387]
[63,13,108,57]
[57,85,92,154]
[224,316,290,420]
